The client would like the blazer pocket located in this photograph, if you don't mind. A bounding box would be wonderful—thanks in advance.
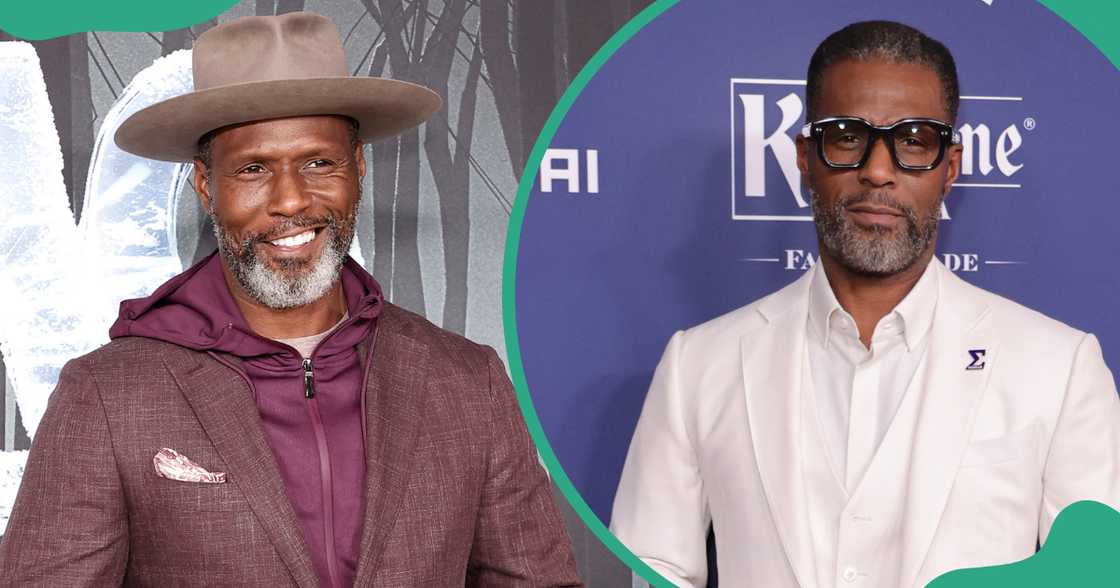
[960,421,1039,469]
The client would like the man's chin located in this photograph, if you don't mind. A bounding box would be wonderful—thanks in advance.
[262,256,318,276]
[239,263,342,310]
[829,237,919,276]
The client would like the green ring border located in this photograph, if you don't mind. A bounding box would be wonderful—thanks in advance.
[500,1,1120,587]
[501,1,682,584]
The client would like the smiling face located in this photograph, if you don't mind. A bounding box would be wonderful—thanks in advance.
[796,59,962,276]
[193,115,364,309]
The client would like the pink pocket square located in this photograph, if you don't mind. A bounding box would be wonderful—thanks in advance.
[153,447,227,484]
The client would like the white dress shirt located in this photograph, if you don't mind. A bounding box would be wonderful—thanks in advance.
[806,261,938,492]
[802,262,940,587]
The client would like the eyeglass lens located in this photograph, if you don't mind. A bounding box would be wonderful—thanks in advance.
[820,120,943,167]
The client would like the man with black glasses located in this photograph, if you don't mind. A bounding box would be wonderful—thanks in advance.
[611,20,1120,587]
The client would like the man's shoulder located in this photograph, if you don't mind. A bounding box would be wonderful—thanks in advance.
[70,336,184,373]
[377,304,514,427]
[379,302,494,371]
[980,291,1084,340]
[676,271,809,349]
[679,301,765,348]
[47,338,191,409]
[943,268,1087,345]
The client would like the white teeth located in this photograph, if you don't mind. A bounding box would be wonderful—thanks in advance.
[270,229,315,247]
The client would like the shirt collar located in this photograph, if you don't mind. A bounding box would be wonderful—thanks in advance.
[808,264,845,349]
[893,258,939,351]
[808,258,940,351]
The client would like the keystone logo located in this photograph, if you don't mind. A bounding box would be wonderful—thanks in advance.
[729,78,1032,222]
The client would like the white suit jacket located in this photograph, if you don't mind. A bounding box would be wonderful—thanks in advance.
[611,261,1120,587]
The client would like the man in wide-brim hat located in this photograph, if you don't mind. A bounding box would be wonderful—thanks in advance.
[0,11,582,587]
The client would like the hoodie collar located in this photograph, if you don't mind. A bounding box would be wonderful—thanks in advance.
[110,252,383,359]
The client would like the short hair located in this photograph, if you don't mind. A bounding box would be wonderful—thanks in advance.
[805,20,960,123]
[196,116,361,168]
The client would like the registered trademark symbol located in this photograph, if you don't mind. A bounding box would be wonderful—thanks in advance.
[1023,117,1036,131]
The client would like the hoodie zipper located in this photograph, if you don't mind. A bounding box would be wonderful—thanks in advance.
[301,357,343,588]
[207,352,341,587]
[210,313,380,588]
[303,358,316,399]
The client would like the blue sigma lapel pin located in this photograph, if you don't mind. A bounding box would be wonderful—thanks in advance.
[966,349,986,371]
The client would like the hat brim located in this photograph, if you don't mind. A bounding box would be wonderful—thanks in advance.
[114,77,442,162]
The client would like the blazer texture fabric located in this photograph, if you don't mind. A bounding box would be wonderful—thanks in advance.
[611,260,1120,587]
[0,303,582,587]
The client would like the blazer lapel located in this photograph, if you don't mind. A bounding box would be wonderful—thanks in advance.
[352,307,430,586]
[162,347,319,588]
[743,271,817,588]
[899,264,997,587]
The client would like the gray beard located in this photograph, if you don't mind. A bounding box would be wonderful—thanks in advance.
[810,189,941,276]
[210,210,357,310]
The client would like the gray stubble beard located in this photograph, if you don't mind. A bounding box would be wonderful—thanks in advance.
[209,197,360,310]
[810,188,942,276]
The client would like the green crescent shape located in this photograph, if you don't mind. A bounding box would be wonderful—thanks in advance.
[500,6,682,587]
[0,1,238,40]
[928,500,1120,587]
[500,1,1120,587]
[1040,1,1120,69]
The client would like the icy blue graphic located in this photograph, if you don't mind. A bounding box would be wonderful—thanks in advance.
[0,44,194,530]
[80,49,193,311]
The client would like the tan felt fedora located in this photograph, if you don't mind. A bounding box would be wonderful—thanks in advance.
[115,11,442,162]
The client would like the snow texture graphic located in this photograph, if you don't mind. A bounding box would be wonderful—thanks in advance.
[0,43,194,532]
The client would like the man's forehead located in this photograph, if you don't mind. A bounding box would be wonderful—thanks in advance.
[206,115,355,153]
[815,58,950,124]
[211,115,353,138]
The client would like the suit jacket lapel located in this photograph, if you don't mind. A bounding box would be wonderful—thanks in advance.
[899,264,997,587]
[352,307,430,586]
[743,270,817,588]
[162,347,319,588]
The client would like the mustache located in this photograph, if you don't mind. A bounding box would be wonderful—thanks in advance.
[838,191,913,217]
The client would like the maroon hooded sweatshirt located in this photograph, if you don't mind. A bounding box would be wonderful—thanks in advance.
[109,252,382,588]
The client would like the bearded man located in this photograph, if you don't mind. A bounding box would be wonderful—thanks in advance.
[610,20,1120,588]
[0,12,581,588]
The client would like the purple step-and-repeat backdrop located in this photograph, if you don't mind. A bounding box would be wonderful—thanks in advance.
[516,0,1119,524]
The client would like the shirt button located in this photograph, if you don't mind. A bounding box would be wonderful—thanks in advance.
[842,566,859,583]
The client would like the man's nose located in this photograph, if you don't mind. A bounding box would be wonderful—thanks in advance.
[857,136,897,187]
[267,167,312,216]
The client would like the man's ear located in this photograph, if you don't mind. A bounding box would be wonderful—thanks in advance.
[797,134,806,174]
[193,157,213,212]
[942,143,963,196]
[353,140,366,182]
[796,135,811,178]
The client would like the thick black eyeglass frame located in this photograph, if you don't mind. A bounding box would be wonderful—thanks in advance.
[799,116,960,171]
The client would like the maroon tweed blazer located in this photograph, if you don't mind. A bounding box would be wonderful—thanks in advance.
[0,303,582,587]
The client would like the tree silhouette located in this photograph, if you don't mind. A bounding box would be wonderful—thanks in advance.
[418,0,482,335]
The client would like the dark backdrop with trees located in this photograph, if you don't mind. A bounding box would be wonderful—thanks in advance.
[0,0,658,584]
